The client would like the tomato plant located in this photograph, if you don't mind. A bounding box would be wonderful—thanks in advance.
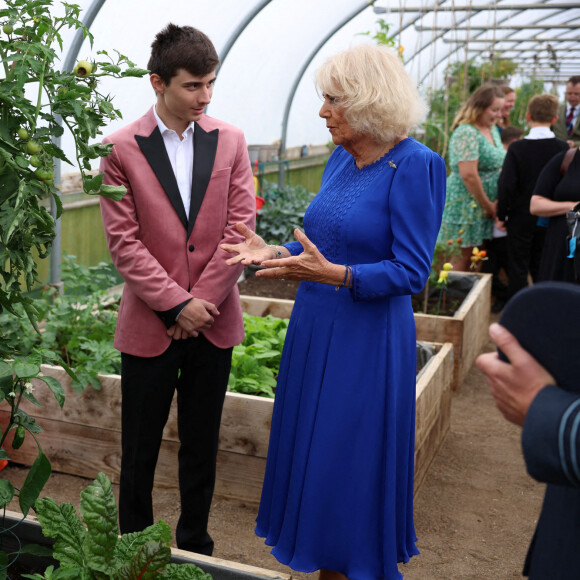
[0,0,147,563]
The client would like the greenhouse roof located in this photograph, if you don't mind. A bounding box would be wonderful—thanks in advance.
[60,0,579,153]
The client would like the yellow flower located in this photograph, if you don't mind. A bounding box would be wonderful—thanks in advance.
[437,270,449,283]
[443,262,453,271]
[472,247,479,255]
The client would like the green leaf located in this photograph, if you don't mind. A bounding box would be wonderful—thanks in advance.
[115,520,172,564]
[80,472,119,575]
[37,374,66,408]
[117,541,170,579]
[0,478,15,509]
[0,549,7,580]
[13,359,41,379]
[95,183,126,200]
[19,449,51,515]
[82,173,103,193]
[34,499,86,568]
[121,67,149,77]
[19,543,55,557]
[162,563,214,579]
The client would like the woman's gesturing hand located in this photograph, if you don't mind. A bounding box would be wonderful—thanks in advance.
[258,229,345,286]
[221,222,272,265]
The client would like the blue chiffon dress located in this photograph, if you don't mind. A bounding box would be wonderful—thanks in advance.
[255,138,446,580]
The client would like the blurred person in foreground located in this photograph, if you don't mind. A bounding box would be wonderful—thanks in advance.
[222,43,446,580]
[476,282,580,579]
[551,75,580,148]
[439,84,506,270]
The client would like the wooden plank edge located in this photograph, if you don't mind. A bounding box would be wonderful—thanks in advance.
[171,548,292,579]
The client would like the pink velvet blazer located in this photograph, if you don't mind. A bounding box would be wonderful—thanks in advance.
[99,108,255,357]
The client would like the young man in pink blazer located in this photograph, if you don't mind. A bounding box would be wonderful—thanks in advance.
[99,24,255,556]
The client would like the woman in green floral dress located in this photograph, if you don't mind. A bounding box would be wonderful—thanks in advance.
[440,85,507,270]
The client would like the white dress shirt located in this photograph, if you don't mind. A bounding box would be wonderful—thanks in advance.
[566,103,579,129]
[525,126,556,140]
[153,106,195,219]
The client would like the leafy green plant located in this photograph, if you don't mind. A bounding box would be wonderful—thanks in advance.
[0,350,68,518]
[424,57,518,156]
[228,313,289,398]
[0,0,146,341]
[511,78,547,128]
[26,472,212,579]
[0,2,144,570]
[358,18,404,59]
[0,255,121,392]
[256,181,315,245]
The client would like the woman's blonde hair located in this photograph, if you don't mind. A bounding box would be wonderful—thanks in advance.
[316,43,427,144]
[451,84,505,131]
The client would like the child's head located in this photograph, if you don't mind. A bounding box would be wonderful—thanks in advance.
[527,94,560,124]
[148,24,219,86]
[501,126,523,149]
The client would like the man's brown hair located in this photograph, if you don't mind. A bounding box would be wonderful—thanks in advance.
[148,24,219,85]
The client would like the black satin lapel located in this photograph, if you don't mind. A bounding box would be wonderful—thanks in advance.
[135,127,188,229]
[188,124,219,238]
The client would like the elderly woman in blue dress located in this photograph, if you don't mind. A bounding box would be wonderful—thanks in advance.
[222,43,446,580]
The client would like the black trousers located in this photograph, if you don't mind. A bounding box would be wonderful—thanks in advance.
[119,335,232,555]
[506,215,546,298]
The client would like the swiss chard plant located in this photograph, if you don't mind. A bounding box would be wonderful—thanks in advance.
[26,472,212,579]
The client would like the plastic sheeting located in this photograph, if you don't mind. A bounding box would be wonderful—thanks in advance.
[52,0,580,161]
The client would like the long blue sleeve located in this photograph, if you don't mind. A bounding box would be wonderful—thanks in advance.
[351,146,446,300]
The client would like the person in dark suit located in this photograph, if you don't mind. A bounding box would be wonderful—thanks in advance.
[476,283,580,579]
[552,75,580,148]
[99,24,255,555]
[496,94,569,304]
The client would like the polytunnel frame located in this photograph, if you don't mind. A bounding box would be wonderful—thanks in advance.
[50,0,382,281]
[50,0,580,283]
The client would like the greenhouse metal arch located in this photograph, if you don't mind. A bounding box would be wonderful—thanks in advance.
[50,0,580,284]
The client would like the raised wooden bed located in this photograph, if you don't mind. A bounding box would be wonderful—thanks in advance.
[414,272,491,390]
[242,272,491,392]
[0,509,290,579]
[0,337,453,503]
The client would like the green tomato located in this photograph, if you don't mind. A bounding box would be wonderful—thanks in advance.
[17,127,29,140]
[26,140,42,154]
[3,24,13,35]
[74,60,93,77]
[35,168,54,184]
[29,155,42,168]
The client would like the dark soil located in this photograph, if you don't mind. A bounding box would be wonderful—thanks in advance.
[238,271,300,300]
[238,272,466,317]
